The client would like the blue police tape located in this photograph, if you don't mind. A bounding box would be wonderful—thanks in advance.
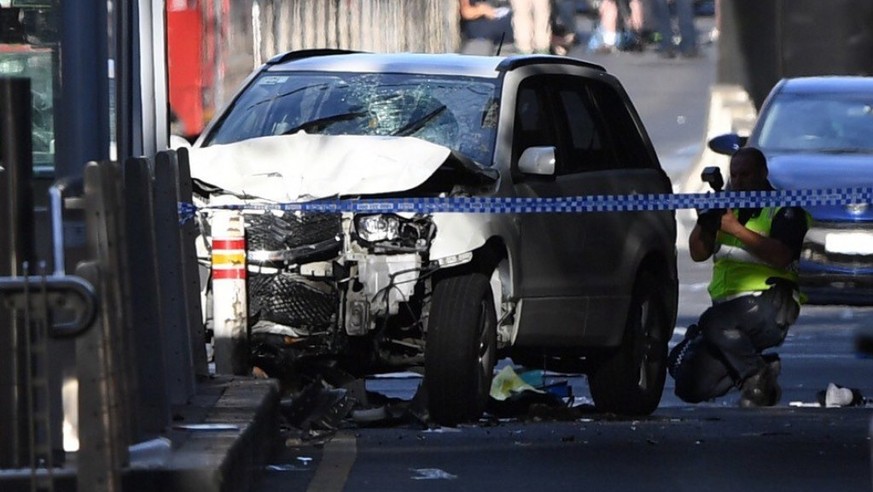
[178,187,873,223]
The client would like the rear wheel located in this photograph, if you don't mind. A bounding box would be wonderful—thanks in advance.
[589,271,669,415]
[425,272,497,425]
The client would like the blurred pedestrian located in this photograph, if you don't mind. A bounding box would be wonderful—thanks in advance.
[459,0,514,55]
[649,0,698,57]
[550,0,578,55]
[589,0,618,53]
[510,0,551,54]
[588,0,645,54]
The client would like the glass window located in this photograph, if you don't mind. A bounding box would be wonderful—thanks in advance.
[204,71,500,166]
[513,84,553,156]
[0,3,59,175]
[588,80,654,169]
[756,94,873,153]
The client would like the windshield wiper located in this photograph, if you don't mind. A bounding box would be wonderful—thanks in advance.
[391,105,447,137]
[281,110,368,135]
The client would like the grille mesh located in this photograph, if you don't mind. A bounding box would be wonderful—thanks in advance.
[246,212,340,251]
[249,272,336,328]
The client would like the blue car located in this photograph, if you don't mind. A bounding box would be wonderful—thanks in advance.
[709,76,873,305]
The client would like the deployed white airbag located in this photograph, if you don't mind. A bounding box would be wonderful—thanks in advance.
[188,133,451,202]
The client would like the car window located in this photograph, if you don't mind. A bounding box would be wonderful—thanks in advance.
[204,71,500,166]
[553,83,612,174]
[588,80,655,169]
[756,93,873,152]
[512,79,558,168]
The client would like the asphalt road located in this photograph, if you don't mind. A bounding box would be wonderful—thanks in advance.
[255,18,873,492]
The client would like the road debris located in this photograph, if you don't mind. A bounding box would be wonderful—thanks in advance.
[816,383,864,407]
[410,468,457,480]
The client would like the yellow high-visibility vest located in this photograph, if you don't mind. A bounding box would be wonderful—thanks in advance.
[708,207,805,301]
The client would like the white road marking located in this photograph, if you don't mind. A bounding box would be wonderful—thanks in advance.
[307,432,356,492]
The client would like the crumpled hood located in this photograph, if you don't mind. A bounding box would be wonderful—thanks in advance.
[189,133,471,202]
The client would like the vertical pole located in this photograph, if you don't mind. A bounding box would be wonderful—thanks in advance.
[153,151,197,401]
[210,211,248,375]
[0,77,35,468]
[56,0,110,180]
[175,149,209,377]
[123,157,170,436]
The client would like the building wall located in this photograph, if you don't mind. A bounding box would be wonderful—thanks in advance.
[218,0,460,114]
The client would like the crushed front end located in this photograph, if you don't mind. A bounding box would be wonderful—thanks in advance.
[241,208,437,380]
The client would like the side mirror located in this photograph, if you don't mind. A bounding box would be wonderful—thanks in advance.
[518,146,556,176]
[708,133,747,156]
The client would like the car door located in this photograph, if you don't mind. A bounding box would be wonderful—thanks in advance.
[515,73,673,347]
[553,76,674,344]
[512,74,595,345]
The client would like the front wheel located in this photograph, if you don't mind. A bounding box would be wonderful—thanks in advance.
[425,272,497,426]
[589,271,669,415]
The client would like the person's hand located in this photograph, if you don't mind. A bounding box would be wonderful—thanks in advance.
[719,208,745,236]
[696,208,724,235]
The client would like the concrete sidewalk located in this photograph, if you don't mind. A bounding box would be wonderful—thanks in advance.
[2,376,280,492]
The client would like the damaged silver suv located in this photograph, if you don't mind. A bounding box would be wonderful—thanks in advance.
[189,50,678,424]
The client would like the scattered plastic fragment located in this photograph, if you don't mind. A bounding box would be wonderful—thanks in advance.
[490,366,544,401]
[266,464,308,472]
[172,423,239,431]
[817,383,864,407]
[410,468,457,480]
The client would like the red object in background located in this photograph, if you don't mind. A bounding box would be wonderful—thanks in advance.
[167,2,205,139]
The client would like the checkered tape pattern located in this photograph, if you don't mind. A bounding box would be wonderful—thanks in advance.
[178,187,873,222]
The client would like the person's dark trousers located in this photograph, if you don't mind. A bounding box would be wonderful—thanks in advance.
[672,334,735,403]
[700,293,788,382]
[552,0,577,37]
[673,291,790,403]
[649,0,697,55]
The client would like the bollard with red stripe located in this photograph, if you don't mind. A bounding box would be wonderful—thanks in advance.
[210,210,248,375]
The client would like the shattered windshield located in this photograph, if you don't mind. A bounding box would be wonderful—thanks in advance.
[204,71,500,166]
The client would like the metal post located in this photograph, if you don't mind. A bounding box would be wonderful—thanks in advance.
[176,148,208,377]
[153,151,196,403]
[0,77,35,468]
[123,157,170,436]
[211,210,248,375]
[56,0,110,180]
[77,161,131,492]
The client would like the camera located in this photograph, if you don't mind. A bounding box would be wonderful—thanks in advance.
[697,166,725,233]
[701,166,724,192]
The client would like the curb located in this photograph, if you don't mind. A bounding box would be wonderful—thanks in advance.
[0,376,280,492]
[140,376,281,492]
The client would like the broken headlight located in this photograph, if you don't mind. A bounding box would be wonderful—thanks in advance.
[354,214,434,249]
[356,214,402,242]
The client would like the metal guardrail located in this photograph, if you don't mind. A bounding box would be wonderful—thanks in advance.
[2,137,208,490]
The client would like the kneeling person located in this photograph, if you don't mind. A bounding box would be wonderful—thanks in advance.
[670,147,810,407]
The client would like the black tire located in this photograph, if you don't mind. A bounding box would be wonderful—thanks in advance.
[589,271,669,415]
[425,272,497,426]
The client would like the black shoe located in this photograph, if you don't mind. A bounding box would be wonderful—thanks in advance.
[738,358,782,408]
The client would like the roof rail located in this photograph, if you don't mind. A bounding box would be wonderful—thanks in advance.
[266,49,363,66]
[497,55,605,72]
